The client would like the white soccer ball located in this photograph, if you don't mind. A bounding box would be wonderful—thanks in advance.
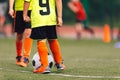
[32,52,54,70]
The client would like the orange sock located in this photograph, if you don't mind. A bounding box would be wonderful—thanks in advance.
[37,41,48,67]
[49,39,62,64]
[23,38,32,58]
[16,41,22,56]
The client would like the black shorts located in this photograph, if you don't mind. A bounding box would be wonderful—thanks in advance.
[30,25,57,40]
[14,11,31,34]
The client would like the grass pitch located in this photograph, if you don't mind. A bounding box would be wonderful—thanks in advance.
[0,38,120,80]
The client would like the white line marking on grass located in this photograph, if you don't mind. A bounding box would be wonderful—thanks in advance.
[49,73,120,79]
[0,67,30,73]
[0,67,120,79]
[74,58,120,62]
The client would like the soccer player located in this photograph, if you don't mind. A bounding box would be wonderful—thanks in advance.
[8,0,32,67]
[68,0,94,39]
[23,0,65,73]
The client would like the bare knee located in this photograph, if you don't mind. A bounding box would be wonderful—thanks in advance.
[24,28,31,38]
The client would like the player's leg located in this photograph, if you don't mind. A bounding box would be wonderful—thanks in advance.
[48,39,66,70]
[23,10,32,59]
[47,26,65,70]
[14,11,25,66]
[34,39,50,73]
[75,22,83,39]
[16,11,32,67]
[3,23,13,38]
[21,29,32,67]
[31,27,50,73]
[23,28,32,59]
[15,33,24,65]
[22,26,32,67]
[83,20,94,35]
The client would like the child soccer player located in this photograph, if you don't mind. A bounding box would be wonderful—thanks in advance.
[68,0,94,39]
[23,0,65,73]
[8,0,32,67]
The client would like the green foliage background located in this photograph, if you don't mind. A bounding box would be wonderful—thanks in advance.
[2,0,120,27]
[63,0,120,27]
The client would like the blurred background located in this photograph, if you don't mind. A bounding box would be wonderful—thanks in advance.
[0,0,13,38]
[1,0,120,41]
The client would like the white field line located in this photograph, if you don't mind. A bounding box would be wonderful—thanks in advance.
[73,58,120,62]
[0,67,120,79]
[1,58,120,62]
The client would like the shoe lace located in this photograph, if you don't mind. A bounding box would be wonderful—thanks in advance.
[24,57,29,63]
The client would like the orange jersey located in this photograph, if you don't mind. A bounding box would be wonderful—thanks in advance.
[73,1,86,21]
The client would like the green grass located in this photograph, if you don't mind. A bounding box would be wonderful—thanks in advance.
[0,38,120,80]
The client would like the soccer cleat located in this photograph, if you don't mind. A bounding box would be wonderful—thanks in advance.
[33,66,51,74]
[16,56,22,66]
[55,63,66,71]
[19,57,29,67]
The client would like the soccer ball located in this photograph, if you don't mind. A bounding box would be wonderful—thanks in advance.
[32,52,54,70]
